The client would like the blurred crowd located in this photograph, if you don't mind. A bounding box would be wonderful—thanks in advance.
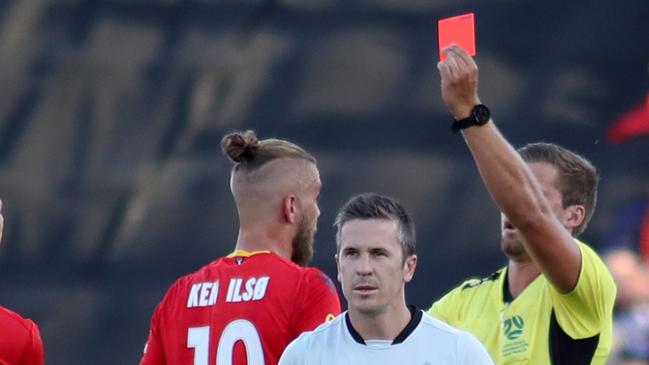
[603,188,649,365]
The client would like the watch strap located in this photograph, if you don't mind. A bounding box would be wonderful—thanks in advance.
[451,118,477,134]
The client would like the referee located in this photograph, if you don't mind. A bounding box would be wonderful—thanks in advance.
[428,45,616,364]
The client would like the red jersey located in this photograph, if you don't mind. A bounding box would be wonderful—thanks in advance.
[0,305,45,365]
[140,250,341,365]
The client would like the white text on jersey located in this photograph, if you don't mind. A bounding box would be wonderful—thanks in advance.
[225,276,270,302]
[187,281,219,308]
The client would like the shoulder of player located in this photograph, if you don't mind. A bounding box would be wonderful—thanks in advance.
[301,267,336,287]
[281,319,333,362]
[574,240,614,278]
[432,269,503,309]
[566,240,616,296]
[419,312,487,350]
[292,312,344,343]
[419,311,473,337]
[272,262,336,292]
[575,240,603,262]
[457,269,503,291]
[0,305,36,336]
[265,255,325,276]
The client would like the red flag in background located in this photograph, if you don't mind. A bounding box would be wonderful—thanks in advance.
[606,93,649,144]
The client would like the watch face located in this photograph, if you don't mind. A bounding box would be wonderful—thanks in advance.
[472,104,490,125]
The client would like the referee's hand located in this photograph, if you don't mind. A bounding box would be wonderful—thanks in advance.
[438,44,481,120]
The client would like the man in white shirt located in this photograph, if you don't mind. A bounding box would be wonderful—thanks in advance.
[279,193,493,364]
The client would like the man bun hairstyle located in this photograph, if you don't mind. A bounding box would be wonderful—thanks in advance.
[221,130,316,172]
[221,130,261,163]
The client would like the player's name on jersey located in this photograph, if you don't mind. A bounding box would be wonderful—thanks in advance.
[186,276,271,308]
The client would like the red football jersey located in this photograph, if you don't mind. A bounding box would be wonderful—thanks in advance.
[140,250,341,365]
[0,305,45,365]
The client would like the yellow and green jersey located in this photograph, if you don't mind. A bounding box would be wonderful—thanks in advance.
[429,241,616,364]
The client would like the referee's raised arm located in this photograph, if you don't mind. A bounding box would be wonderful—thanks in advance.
[439,44,580,293]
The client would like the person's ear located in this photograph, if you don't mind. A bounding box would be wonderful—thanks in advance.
[403,255,418,283]
[335,254,341,283]
[282,194,298,224]
[564,204,585,232]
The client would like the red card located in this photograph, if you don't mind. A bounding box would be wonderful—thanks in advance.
[437,13,476,61]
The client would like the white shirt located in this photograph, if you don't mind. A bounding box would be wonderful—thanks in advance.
[279,307,494,365]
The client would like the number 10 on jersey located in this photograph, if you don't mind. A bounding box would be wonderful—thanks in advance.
[187,320,265,365]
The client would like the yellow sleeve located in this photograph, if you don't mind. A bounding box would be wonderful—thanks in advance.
[428,282,471,326]
[549,241,617,339]
[428,293,452,324]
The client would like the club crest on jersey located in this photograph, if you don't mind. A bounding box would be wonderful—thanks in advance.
[225,276,270,303]
[501,314,528,357]
[503,315,525,340]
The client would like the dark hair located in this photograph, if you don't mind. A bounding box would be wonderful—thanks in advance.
[220,130,316,172]
[517,142,598,236]
[334,193,416,261]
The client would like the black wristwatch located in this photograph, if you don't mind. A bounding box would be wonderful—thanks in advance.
[451,104,491,134]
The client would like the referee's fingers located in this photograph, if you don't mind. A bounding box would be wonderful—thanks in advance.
[437,59,453,83]
[450,45,477,74]
[443,51,459,80]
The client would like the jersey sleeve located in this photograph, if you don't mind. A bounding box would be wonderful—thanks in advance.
[22,320,45,365]
[428,285,464,325]
[292,268,341,334]
[548,241,617,339]
[457,332,494,365]
[139,309,165,365]
[139,279,184,365]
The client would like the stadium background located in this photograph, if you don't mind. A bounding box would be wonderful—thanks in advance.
[0,0,647,363]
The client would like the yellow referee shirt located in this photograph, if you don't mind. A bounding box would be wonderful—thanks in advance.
[429,241,616,364]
